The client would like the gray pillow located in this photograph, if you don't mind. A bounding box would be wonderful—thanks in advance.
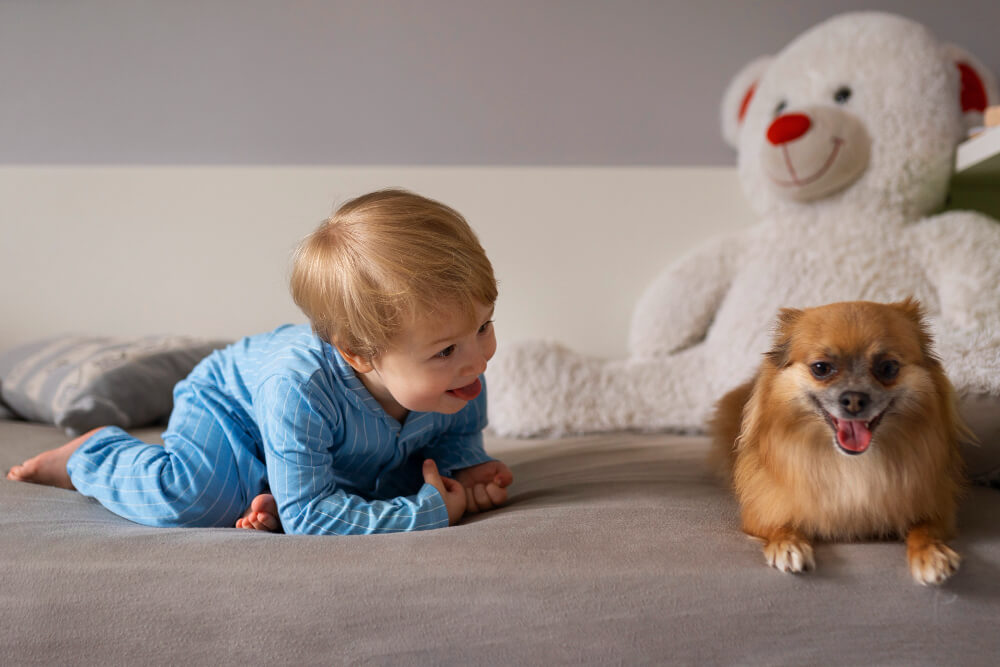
[0,335,231,436]
[0,387,15,420]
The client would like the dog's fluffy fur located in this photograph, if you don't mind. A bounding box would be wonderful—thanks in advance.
[710,299,969,585]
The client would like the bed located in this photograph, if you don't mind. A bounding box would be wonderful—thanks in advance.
[2,166,999,664]
[3,417,1000,664]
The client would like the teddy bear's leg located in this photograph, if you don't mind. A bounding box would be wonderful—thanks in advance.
[486,340,717,437]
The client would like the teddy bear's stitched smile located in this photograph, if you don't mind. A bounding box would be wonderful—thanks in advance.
[770,136,845,187]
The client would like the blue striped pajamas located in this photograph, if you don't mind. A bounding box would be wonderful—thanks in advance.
[66,325,493,535]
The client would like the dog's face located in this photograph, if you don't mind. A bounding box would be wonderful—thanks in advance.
[765,299,939,456]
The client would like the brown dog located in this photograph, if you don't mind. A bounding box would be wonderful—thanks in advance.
[710,299,969,585]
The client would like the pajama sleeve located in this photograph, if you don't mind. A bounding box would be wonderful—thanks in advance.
[254,375,450,535]
[421,377,494,477]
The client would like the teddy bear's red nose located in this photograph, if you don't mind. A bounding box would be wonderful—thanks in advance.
[766,113,812,145]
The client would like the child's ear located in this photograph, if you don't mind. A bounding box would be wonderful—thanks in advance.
[334,342,374,374]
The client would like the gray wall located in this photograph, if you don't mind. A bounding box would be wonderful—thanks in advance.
[2,0,998,166]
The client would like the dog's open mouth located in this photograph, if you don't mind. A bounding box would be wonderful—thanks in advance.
[813,398,889,455]
[828,415,879,454]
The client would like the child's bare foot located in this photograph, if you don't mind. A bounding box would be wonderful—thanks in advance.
[6,427,105,490]
[236,493,281,531]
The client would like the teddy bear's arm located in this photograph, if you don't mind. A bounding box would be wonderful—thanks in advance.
[627,235,742,358]
[911,210,1000,331]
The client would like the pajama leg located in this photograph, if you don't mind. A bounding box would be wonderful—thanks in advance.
[67,382,267,527]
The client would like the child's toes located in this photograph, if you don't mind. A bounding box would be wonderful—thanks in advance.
[240,511,279,532]
[253,512,279,531]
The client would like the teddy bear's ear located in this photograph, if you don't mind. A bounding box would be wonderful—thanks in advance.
[720,56,773,150]
[942,43,999,132]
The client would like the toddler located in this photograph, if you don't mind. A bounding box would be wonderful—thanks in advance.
[7,189,512,534]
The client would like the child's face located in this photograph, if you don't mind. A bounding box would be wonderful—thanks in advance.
[346,301,496,421]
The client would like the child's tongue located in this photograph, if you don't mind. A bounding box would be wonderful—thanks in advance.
[448,377,482,401]
[835,418,872,453]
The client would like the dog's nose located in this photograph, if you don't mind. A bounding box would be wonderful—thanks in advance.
[839,391,870,416]
[766,113,812,145]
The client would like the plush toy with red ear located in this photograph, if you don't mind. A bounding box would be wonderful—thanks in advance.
[486,11,1000,478]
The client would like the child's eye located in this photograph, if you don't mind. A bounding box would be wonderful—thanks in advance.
[478,320,494,335]
[436,345,456,359]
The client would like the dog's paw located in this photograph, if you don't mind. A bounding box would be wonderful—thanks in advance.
[763,537,815,573]
[908,541,960,586]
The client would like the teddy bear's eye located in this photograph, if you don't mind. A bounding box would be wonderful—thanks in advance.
[833,86,852,104]
[774,100,787,116]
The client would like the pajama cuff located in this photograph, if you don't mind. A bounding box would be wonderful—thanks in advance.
[416,483,452,530]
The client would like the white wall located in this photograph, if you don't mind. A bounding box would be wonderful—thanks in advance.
[0,167,754,358]
[3,3,991,357]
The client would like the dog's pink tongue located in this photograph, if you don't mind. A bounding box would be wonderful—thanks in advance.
[449,377,482,401]
[836,419,872,452]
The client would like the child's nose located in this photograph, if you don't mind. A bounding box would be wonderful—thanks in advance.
[462,348,489,377]
[468,355,487,377]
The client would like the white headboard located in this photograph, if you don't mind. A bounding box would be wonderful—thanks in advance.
[0,166,754,358]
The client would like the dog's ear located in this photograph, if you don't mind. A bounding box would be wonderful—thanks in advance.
[893,297,925,325]
[765,307,803,368]
[892,297,938,361]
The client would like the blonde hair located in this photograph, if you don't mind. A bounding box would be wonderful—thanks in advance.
[291,189,497,360]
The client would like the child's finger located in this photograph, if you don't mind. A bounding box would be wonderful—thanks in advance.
[495,466,514,488]
[464,487,479,513]
[473,483,492,510]
[422,460,450,499]
[441,475,464,496]
[486,482,508,506]
[422,459,442,485]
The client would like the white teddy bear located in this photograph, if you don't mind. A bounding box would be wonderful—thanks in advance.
[487,12,1000,452]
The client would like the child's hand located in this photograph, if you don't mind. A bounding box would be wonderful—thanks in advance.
[422,459,466,525]
[454,461,513,514]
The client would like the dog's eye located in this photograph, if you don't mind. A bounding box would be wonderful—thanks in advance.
[874,359,900,382]
[833,86,852,104]
[810,362,835,379]
[774,100,787,116]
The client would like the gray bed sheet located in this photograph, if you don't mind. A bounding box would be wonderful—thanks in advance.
[2,418,999,665]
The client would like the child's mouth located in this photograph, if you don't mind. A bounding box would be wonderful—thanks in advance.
[447,378,482,401]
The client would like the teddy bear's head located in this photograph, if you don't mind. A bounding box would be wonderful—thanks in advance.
[721,12,997,222]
